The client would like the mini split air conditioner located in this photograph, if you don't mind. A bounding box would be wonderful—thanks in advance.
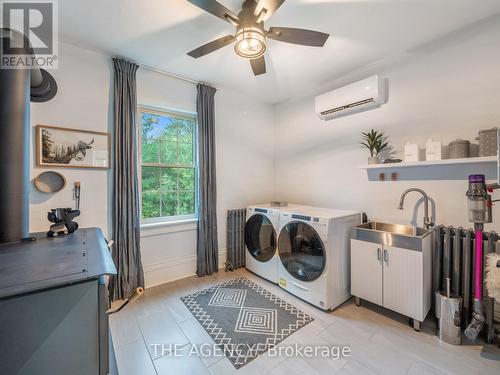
[315,75,386,121]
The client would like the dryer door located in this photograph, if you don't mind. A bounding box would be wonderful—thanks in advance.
[245,214,277,262]
[278,221,326,281]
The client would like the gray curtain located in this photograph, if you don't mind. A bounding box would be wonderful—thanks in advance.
[109,58,144,301]
[196,83,219,277]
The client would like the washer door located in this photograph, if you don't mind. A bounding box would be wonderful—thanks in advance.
[278,221,326,281]
[244,214,277,262]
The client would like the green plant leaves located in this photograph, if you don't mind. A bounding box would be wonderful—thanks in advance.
[361,129,390,157]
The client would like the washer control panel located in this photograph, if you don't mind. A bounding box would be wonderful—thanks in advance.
[291,214,311,221]
[249,207,280,217]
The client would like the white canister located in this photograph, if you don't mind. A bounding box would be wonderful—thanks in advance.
[404,142,421,162]
[426,138,443,161]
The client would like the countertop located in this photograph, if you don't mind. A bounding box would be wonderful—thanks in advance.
[0,227,117,299]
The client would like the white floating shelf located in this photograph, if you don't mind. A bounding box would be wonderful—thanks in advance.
[359,156,497,170]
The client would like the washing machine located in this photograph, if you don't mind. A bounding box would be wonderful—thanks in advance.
[277,207,361,310]
[245,204,307,283]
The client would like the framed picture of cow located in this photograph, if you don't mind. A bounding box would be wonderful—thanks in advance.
[36,125,111,169]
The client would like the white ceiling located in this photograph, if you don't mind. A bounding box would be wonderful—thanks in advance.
[59,0,500,104]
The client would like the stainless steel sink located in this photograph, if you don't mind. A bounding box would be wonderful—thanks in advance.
[355,221,432,251]
[357,222,429,237]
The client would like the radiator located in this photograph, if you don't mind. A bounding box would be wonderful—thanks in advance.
[226,209,246,271]
[434,226,500,343]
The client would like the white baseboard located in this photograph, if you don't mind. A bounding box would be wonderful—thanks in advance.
[143,249,227,288]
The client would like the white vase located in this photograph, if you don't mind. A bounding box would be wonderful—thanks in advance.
[368,156,379,165]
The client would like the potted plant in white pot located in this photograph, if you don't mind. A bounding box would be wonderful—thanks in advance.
[361,129,389,165]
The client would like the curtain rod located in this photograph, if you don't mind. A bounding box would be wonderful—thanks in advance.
[138,63,205,86]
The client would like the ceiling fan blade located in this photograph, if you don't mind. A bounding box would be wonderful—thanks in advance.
[250,56,266,76]
[187,35,235,58]
[267,27,329,47]
[186,0,239,25]
[254,0,286,22]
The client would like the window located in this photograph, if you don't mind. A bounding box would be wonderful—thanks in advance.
[138,106,197,223]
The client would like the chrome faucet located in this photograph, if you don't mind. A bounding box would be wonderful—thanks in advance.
[398,188,433,229]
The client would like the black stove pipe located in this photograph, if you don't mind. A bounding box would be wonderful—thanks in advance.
[0,28,57,242]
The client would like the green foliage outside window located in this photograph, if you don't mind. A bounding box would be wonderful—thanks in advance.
[140,109,197,220]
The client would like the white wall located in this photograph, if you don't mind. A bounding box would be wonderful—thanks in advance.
[29,42,275,287]
[138,70,275,286]
[29,16,500,288]
[30,43,112,235]
[274,18,500,232]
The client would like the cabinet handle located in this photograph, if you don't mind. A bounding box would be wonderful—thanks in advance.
[377,248,381,261]
[383,249,388,263]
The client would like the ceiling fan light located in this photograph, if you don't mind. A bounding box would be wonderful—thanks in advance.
[234,27,266,59]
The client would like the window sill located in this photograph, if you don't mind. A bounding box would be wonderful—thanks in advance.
[140,218,198,238]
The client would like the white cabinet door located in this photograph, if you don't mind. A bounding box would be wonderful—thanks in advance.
[382,245,423,320]
[351,239,383,305]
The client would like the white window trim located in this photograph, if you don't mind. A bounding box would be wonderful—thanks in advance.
[141,214,197,227]
[138,105,199,227]
[140,217,198,237]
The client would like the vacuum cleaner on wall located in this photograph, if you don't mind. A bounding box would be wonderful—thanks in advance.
[464,174,499,342]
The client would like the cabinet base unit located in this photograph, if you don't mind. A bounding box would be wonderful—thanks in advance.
[350,223,432,326]
[0,228,117,375]
[0,280,104,375]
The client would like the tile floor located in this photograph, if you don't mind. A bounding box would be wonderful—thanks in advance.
[110,269,500,375]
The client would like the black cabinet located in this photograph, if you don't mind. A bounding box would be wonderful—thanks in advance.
[0,228,116,375]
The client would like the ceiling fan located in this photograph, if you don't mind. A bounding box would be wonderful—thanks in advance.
[186,0,330,76]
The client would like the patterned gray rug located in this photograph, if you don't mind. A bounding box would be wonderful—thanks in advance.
[181,277,313,368]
